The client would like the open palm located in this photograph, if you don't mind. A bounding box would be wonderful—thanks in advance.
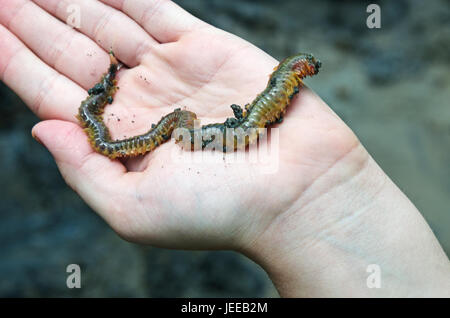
[0,0,362,251]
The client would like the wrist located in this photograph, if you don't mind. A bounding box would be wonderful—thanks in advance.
[240,144,450,297]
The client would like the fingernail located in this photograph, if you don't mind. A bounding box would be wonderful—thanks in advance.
[31,130,43,146]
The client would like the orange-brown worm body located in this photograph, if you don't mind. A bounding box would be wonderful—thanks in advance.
[78,51,321,159]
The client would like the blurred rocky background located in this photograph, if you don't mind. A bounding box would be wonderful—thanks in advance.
[1,0,449,297]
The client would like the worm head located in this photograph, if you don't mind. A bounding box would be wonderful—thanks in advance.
[291,53,322,77]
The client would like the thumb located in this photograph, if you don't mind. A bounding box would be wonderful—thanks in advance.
[32,120,129,227]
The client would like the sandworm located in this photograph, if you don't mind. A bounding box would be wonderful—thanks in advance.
[77,51,321,159]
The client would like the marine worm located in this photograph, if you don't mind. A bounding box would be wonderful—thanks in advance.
[77,51,321,159]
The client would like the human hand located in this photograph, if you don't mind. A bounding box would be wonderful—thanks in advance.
[5,1,449,298]
[0,0,360,250]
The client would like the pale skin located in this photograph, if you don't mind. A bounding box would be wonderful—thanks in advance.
[0,0,449,297]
